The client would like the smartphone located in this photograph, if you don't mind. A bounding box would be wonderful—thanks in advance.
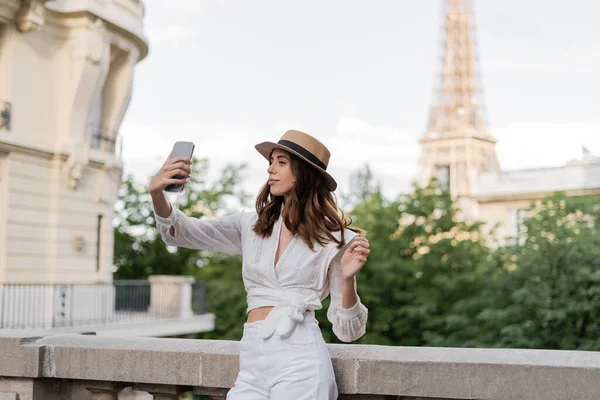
[164,141,195,193]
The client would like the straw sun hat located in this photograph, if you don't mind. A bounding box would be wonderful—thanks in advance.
[255,129,337,191]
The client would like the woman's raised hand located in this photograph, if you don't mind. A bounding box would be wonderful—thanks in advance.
[339,236,370,281]
[149,155,192,195]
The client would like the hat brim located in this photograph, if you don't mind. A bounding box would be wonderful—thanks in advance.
[255,141,338,191]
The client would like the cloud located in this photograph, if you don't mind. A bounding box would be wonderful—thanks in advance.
[489,46,600,75]
[328,117,420,197]
[119,120,276,198]
[144,0,229,43]
[146,0,222,17]
[120,116,600,205]
[564,46,600,65]
[120,117,421,201]
[492,120,600,171]
[332,117,419,166]
[147,25,198,44]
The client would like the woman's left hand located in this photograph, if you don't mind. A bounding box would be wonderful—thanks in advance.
[340,236,370,280]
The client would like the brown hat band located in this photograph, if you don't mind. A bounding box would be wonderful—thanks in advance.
[278,139,327,170]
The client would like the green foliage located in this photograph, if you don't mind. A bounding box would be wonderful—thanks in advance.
[476,193,600,350]
[340,163,380,208]
[321,176,600,351]
[320,179,492,347]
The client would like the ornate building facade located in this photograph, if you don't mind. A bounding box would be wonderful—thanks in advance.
[416,0,600,244]
[0,0,148,283]
[0,1,213,340]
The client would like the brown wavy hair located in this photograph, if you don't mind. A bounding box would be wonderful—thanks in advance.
[252,149,362,251]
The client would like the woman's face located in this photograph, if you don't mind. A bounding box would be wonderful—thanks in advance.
[267,149,296,197]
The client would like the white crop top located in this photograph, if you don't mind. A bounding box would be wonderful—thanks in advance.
[154,205,368,343]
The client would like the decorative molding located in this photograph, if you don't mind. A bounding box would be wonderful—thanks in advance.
[63,14,110,186]
[66,160,83,189]
[64,134,91,190]
[476,188,600,204]
[95,165,121,205]
[106,30,138,57]
[86,17,107,65]
[0,1,21,23]
[15,0,50,33]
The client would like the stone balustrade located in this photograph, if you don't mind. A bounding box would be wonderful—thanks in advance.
[1,331,599,399]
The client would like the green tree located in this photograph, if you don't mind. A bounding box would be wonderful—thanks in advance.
[341,163,380,208]
[477,193,600,350]
[318,178,492,347]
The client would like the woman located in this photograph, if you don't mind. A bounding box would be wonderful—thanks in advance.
[149,129,370,399]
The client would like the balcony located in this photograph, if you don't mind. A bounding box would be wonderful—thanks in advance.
[0,276,213,337]
[0,100,10,131]
[45,0,148,59]
[0,332,599,399]
[112,0,145,18]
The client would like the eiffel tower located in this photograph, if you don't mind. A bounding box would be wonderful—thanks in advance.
[416,0,500,215]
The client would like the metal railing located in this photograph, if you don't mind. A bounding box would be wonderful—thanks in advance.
[0,100,10,131]
[89,125,122,156]
[0,280,207,330]
[191,281,207,315]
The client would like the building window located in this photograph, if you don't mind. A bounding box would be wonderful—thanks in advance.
[436,165,450,191]
[96,214,103,272]
[512,208,528,245]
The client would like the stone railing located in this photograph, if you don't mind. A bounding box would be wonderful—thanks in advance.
[1,332,599,399]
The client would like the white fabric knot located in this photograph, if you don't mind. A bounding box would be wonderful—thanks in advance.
[259,294,322,339]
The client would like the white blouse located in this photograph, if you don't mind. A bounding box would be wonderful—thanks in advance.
[154,205,368,342]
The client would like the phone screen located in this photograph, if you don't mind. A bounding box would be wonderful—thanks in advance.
[164,141,195,193]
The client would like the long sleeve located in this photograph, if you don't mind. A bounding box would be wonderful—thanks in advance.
[326,231,369,343]
[154,204,244,255]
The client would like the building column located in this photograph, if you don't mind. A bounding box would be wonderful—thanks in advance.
[100,45,137,153]
[148,275,196,318]
[0,151,7,283]
[63,17,110,190]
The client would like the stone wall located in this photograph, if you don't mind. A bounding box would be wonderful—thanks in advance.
[1,331,600,399]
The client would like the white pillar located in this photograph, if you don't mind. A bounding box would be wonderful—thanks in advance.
[148,276,195,319]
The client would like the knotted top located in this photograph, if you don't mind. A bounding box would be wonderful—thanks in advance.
[258,291,322,339]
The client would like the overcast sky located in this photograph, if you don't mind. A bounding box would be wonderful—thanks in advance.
[121,0,600,202]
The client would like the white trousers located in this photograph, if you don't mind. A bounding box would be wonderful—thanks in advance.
[227,315,338,399]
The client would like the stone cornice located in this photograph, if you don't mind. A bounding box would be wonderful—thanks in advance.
[1,333,600,399]
[0,134,123,172]
[44,0,148,61]
[476,188,600,204]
